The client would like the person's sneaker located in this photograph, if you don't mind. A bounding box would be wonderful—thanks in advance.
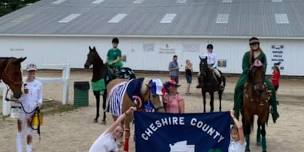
[196,85,201,88]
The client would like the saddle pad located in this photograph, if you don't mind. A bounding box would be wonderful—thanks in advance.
[106,81,129,117]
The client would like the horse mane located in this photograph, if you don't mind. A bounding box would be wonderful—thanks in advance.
[0,57,16,60]
[91,48,104,65]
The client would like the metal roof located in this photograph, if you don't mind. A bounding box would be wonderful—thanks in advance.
[0,0,304,38]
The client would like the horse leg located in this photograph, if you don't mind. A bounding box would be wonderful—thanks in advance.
[102,89,107,124]
[243,118,251,152]
[256,121,261,146]
[261,123,267,152]
[210,92,214,112]
[93,91,100,123]
[218,91,222,112]
[202,90,206,113]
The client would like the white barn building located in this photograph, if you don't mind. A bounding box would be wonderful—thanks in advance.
[0,0,304,76]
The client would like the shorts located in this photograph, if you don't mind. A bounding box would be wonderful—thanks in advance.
[186,75,192,84]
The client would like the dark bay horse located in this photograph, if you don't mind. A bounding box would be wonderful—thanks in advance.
[198,56,226,112]
[0,57,26,99]
[242,63,271,152]
[84,46,135,123]
[106,78,164,152]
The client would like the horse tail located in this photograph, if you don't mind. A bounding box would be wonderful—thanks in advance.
[222,74,226,88]
[219,70,226,91]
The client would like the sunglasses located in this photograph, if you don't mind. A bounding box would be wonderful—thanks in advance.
[249,42,259,46]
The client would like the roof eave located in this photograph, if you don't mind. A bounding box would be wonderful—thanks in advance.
[0,34,304,40]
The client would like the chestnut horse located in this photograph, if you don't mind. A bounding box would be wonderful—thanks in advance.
[106,78,164,152]
[242,64,271,152]
[0,57,26,99]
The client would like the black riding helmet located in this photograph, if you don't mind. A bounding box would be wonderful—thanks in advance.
[207,44,213,49]
[112,37,119,44]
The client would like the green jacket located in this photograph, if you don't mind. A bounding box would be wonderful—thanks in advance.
[242,51,267,75]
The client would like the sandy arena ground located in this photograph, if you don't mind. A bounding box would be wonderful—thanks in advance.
[1,70,304,152]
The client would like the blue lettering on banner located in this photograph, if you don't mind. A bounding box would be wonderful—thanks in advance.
[134,112,231,152]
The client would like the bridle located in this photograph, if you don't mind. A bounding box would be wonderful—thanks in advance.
[1,60,23,97]
[249,66,266,93]
[133,85,164,112]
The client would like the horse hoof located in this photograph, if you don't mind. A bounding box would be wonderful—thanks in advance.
[245,149,250,152]
[101,120,107,125]
[94,119,98,123]
[262,151,267,152]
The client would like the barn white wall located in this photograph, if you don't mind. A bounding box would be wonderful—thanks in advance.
[0,36,303,76]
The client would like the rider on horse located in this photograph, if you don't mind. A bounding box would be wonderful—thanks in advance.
[107,37,123,70]
[234,37,279,123]
[197,44,223,88]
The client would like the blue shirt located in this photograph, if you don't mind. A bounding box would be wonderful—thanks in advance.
[169,61,179,76]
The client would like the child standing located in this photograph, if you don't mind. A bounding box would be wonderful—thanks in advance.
[185,59,193,95]
[229,110,245,152]
[162,80,185,113]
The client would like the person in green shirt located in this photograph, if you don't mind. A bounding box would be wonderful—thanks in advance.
[107,37,123,69]
[234,37,279,123]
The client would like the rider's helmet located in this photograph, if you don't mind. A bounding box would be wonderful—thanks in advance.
[207,44,213,49]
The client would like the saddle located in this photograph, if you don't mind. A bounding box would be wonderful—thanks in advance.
[105,66,136,82]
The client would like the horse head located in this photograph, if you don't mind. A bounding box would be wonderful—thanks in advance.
[84,46,104,69]
[249,60,265,93]
[140,78,164,112]
[199,56,208,77]
[1,57,26,98]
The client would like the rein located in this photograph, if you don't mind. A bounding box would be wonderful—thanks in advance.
[5,87,42,138]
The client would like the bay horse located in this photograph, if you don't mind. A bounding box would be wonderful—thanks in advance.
[84,46,135,123]
[106,78,164,152]
[242,63,271,152]
[198,56,226,112]
[0,57,26,99]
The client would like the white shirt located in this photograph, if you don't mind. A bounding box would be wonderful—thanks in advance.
[201,52,217,68]
[89,132,119,152]
[19,79,43,113]
[228,140,246,152]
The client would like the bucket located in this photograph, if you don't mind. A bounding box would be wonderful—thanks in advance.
[10,103,22,119]
[31,111,43,128]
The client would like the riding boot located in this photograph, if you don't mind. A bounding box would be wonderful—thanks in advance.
[262,136,267,152]
[265,80,279,123]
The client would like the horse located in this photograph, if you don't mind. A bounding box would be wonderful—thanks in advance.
[84,46,135,123]
[0,57,26,99]
[242,63,271,152]
[106,78,164,152]
[198,56,226,112]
